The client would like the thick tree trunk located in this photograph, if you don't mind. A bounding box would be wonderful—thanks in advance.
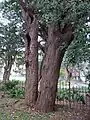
[36,46,63,112]
[20,0,74,112]
[36,24,74,112]
[3,55,15,82]
[20,1,38,107]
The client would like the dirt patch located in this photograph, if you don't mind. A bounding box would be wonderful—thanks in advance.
[50,105,90,120]
[0,91,90,120]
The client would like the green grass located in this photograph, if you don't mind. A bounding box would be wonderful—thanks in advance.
[0,111,51,120]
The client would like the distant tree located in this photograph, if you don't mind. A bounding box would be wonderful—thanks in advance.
[64,25,90,66]
[0,2,24,82]
[63,24,90,81]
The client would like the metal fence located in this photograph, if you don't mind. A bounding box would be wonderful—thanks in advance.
[0,80,90,109]
[56,81,90,109]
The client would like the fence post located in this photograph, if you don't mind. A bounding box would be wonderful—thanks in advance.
[69,80,71,108]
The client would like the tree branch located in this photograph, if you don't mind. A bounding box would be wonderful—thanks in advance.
[19,0,35,25]
[38,42,45,53]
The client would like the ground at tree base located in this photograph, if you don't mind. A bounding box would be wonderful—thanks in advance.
[0,92,90,120]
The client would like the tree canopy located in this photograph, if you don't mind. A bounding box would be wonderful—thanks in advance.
[0,1,24,81]
[64,24,90,66]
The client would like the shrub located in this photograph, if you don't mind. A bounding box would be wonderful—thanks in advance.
[4,80,19,90]
[2,80,25,98]
[0,84,5,91]
[9,87,24,98]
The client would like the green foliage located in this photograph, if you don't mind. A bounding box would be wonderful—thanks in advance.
[64,25,90,66]
[0,1,24,75]
[1,0,21,22]
[28,0,90,25]
[1,0,90,25]
[2,80,25,98]
[0,83,5,91]
[0,20,24,63]
[60,68,66,76]
[0,111,51,120]
[4,80,19,90]
[9,87,24,98]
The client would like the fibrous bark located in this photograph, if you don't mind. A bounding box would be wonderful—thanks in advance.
[20,0,74,112]
[20,0,38,107]
[36,24,74,112]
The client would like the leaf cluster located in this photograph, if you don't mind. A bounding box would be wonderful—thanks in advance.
[64,25,90,66]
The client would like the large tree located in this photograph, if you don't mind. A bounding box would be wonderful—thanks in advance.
[1,0,90,112]
[19,0,90,112]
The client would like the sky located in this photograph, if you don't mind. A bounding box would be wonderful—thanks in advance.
[0,0,9,25]
[0,0,3,2]
[0,13,9,25]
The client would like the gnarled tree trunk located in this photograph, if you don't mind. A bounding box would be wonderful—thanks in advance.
[20,0,74,112]
[20,0,38,107]
[36,24,74,112]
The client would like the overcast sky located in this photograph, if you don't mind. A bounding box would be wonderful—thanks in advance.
[0,0,3,2]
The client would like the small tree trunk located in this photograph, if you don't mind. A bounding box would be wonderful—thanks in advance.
[3,65,11,82]
[3,55,15,82]
[36,24,74,112]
